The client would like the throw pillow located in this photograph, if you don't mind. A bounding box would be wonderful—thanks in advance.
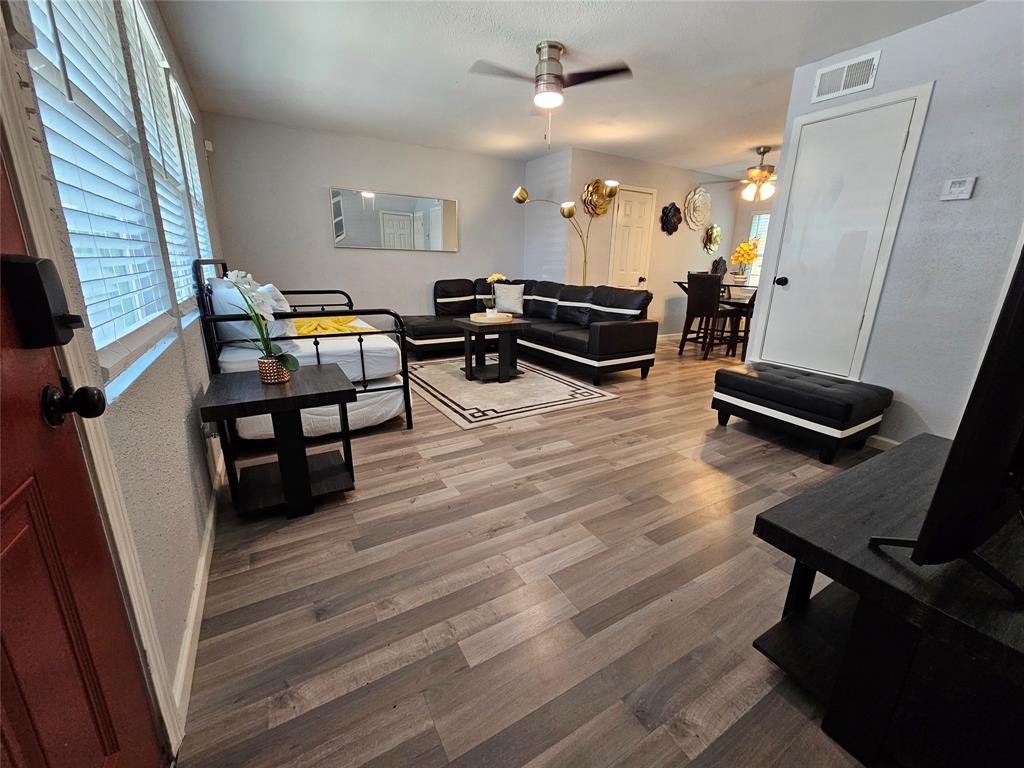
[494,282,525,315]
[209,278,298,349]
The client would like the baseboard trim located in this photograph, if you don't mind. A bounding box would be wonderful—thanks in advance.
[867,435,900,451]
[171,489,215,734]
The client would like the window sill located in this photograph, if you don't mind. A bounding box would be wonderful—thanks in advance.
[103,329,178,403]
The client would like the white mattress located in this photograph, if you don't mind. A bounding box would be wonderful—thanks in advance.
[235,376,407,439]
[217,319,402,382]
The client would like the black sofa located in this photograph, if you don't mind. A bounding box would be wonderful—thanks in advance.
[403,278,658,384]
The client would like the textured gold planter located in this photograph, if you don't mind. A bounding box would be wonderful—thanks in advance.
[257,356,290,384]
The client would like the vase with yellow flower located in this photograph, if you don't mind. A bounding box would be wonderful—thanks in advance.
[483,272,507,317]
[730,239,760,284]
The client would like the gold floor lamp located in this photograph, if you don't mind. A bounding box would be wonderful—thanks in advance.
[513,178,620,285]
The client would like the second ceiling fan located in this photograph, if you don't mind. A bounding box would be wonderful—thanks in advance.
[470,41,632,109]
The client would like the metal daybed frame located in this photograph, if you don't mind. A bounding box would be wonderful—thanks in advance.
[193,259,413,433]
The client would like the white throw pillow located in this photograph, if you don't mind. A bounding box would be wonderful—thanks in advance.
[209,278,298,349]
[494,282,525,315]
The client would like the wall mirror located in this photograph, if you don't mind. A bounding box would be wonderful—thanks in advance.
[331,187,459,251]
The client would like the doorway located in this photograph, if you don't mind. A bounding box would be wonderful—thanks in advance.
[608,186,655,289]
[380,211,413,249]
[757,84,931,378]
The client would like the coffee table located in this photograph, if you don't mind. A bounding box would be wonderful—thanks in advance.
[452,317,532,383]
[198,365,356,518]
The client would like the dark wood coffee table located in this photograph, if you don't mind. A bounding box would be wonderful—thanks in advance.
[452,317,531,383]
[198,365,356,518]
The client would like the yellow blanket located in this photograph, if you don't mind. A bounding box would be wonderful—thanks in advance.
[293,316,363,336]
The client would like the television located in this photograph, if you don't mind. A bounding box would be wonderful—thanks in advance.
[871,246,1024,596]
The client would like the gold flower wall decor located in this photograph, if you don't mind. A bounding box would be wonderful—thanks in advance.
[703,224,722,254]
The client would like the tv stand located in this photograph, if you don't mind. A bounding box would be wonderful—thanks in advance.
[753,434,1024,767]
[869,521,1024,604]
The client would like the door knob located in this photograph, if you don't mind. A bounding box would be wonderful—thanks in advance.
[41,377,106,427]
[774,276,789,286]
[638,276,647,283]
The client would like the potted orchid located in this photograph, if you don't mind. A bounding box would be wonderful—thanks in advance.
[483,272,507,317]
[225,270,299,384]
[730,239,760,284]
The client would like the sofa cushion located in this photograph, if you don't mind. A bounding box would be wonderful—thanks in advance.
[473,277,493,312]
[590,286,652,323]
[527,281,562,320]
[494,283,525,315]
[551,326,590,353]
[556,284,595,327]
[402,314,465,339]
[434,279,476,316]
[714,363,894,427]
[520,320,577,345]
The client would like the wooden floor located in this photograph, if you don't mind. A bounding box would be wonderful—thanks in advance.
[178,342,868,768]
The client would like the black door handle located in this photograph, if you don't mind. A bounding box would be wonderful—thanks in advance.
[774,276,789,286]
[41,376,106,427]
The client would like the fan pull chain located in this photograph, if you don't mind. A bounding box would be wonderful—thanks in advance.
[545,109,552,150]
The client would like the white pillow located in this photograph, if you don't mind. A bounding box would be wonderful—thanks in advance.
[494,282,525,315]
[209,278,298,349]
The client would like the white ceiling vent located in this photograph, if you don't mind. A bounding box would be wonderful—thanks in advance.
[811,51,880,103]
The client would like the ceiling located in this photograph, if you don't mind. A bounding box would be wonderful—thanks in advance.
[158,1,973,176]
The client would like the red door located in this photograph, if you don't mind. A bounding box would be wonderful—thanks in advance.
[1,157,165,764]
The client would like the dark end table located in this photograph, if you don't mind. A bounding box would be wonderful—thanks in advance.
[198,365,356,518]
[452,317,531,383]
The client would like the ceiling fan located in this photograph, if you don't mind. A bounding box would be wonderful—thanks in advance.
[470,41,632,109]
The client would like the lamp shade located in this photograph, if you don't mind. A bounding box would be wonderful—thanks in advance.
[759,181,776,201]
[513,186,529,204]
[741,183,756,202]
[559,201,577,218]
[603,180,620,198]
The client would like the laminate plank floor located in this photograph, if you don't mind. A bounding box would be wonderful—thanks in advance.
[178,342,866,768]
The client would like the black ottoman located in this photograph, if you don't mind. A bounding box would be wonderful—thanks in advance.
[712,363,894,463]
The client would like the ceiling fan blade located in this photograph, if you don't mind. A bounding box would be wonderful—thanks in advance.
[562,62,632,88]
[468,60,533,82]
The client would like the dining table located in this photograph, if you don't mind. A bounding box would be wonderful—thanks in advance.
[674,274,758,308]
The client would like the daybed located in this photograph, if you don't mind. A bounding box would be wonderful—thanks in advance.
[194,260,412,439]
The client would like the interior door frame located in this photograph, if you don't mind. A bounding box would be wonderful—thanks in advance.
[1,32,178,748]
[748,82,933,380]
[607,184,657,288]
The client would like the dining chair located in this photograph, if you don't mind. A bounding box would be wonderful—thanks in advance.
[727,289,757,361]
[678,272,733,359]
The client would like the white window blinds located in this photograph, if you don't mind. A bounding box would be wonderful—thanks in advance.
[748,212,770,281]
[173,81,213,263]
[123,0,197,303]
[27,0,171,349]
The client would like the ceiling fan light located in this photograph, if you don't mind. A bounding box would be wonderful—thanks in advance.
[513,186,529,204]
[758,181,776,201]
[741,183,757,202]
[533,79,564,109]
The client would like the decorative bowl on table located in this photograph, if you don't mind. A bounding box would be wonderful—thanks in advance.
[469,311,514,324]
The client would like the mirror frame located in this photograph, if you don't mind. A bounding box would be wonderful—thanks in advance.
[329,187,460,252]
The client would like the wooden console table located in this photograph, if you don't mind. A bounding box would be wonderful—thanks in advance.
[198,366,356,518]
[753,433,1023,767]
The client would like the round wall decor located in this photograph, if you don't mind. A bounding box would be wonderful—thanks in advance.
[683,187,711,230]
[660,202,683,235]
[703,224,722,254]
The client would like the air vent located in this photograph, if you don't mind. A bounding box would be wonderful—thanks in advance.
[811,51,880,103]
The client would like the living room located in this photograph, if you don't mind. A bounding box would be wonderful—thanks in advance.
[1,1,1022,767]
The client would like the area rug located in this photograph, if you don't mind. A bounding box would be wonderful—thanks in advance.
[408,356,618,429]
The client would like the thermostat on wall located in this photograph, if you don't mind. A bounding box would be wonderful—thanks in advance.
[940,177,976,201]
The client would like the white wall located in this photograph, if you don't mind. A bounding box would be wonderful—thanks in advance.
[750,1,1024,442]
[569,149,736,333]
[203,114,526,315]
[522,149,572,281]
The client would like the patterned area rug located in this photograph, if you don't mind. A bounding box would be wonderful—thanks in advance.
[408,356,618,429]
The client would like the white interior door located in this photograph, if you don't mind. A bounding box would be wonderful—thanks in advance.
[760,98,916,376]
[609,188,654,288]
[381,211,413,249]
[413,211,426,249]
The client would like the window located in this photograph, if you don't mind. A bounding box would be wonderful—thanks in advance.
[748,212,770,282]
[27,0,171,350]
[172,80,213,263]
[124,0,197,304]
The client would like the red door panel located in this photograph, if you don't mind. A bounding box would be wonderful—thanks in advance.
[1,149,164,764]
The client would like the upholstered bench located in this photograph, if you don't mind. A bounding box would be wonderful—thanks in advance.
[712,363,894,463]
